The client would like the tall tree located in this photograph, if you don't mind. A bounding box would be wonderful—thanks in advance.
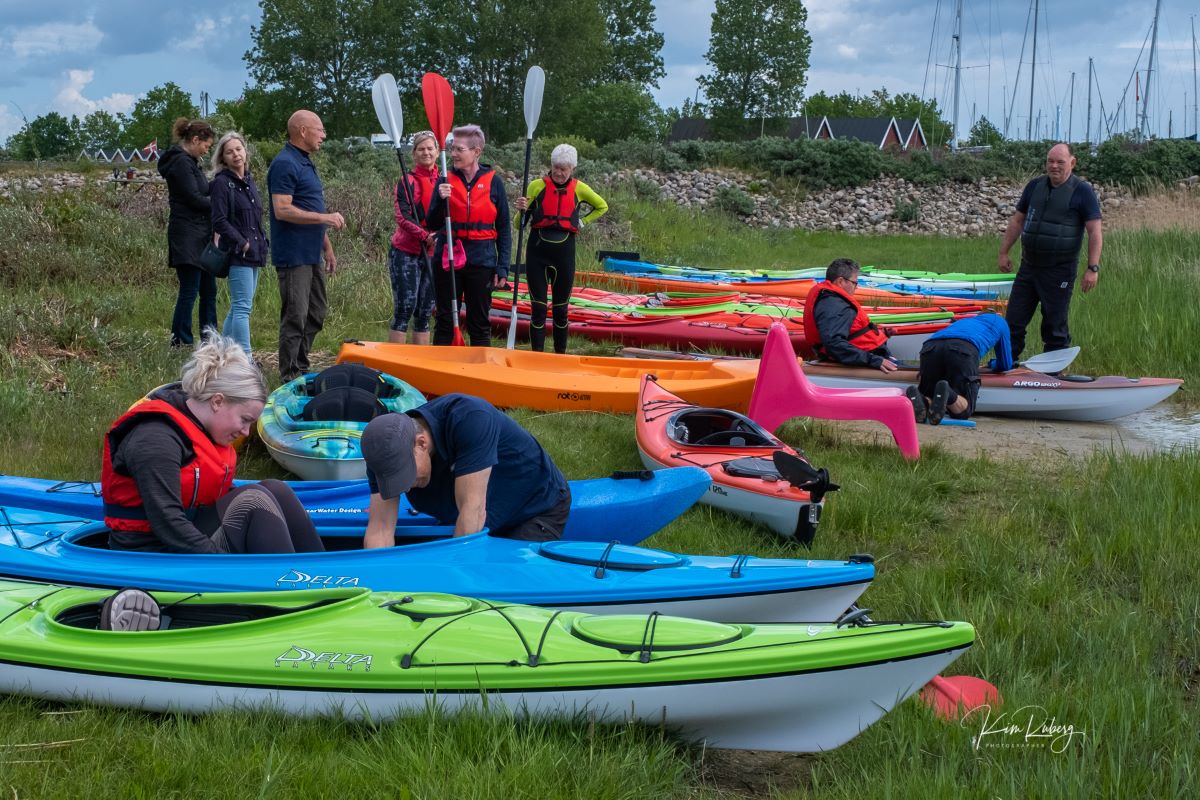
[802,89,952,146]
[123,83,199,151]
[246,0,409,137]
[597,0,665,87]
[699,0,811,126]
[966,116,1004,147]
[78,110,125,151]
[8,112,78,160]
[216,87,306,142]
[553,82,663,144]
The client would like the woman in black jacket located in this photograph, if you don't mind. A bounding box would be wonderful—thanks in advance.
[157,118,216,347]
[209,131,267,356]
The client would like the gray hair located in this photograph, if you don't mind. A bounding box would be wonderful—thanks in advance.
[550,144,578,169]
[210,131,251,175]
[180,333,267,404]
[825,258,860,283]
[451,124,485,151]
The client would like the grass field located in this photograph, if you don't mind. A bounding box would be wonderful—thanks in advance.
[0,177,1197,798]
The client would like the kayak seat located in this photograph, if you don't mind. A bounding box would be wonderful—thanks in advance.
[309,363,400,399]
[302,387,388,423]
[749,323,920,460]
[668,410,777,448]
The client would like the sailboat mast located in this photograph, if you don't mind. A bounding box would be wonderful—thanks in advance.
[1141,0,1162,137]
[952,0,963,148]
[1087,58,1094,145]
[1028,0,1039,140]
[1068,72,1075,142]
[1192,15,1197,139]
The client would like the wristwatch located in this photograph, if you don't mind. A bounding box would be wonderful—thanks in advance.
[1086,264,1100,273]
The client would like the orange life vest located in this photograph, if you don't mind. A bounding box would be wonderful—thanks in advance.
[101,398,237,532]
[802,281,890,357]
[530,176,580,233]
[448,168,498,241]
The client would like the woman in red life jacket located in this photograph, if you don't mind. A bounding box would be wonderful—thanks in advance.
[802,258,899,373]
[387,130,440,344]
[426,124,512,346]
[514,144,609,353]
[101,335,324,554]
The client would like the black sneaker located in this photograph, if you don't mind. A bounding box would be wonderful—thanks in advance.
[928,380,951,426]
[99,589,161,632]
[905,385,927,423]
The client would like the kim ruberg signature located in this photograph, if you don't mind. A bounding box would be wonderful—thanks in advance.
[961,704,1087,753]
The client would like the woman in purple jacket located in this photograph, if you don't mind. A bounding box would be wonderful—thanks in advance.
[209,132,268,357]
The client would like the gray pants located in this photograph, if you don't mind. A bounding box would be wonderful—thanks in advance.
[277,263,326,382]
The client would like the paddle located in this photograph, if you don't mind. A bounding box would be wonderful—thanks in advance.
[421,72,465,347]
[371,74,436,289]
[920,674,1003,720]
[1019,346,1080,375]
[506,65,546,350]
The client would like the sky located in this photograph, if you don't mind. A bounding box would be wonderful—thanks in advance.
[1,0,1198,146]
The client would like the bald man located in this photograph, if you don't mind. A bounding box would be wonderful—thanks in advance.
[997,142,1103,362]
[268,110,346,382]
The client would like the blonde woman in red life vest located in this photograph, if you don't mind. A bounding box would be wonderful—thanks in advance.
[101,335,324,554]
[514,144,608,353]
[802,258,899,373]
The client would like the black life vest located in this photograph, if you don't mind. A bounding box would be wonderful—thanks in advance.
[1020,174,1087,267]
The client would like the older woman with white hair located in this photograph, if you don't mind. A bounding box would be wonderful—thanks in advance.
[514,143,608,353]
[426,124,512,346]
[209,131,268,356]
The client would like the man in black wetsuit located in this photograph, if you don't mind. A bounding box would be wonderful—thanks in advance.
[997,142,1103,361]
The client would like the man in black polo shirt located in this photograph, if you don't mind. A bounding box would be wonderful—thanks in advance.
[268,110,346,382]
[997,142,1103,361]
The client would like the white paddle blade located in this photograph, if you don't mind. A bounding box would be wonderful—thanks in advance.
[523,65,545,138]
[371,73,404,148]
[1020,346,1081,374]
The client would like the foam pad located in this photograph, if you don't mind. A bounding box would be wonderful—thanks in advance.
[301,386,388,423]
[310,363,395,398]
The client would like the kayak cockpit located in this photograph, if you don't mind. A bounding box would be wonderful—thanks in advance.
[667,409,778,448]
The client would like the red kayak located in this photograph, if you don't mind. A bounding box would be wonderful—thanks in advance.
[635,374,838,544]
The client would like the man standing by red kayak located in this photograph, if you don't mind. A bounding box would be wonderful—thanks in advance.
[803,258,900,373]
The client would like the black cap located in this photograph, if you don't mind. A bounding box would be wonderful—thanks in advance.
[362,413,418,499]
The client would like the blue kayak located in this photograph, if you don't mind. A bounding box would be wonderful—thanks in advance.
[0,468,710,546]
[0,504,875,622]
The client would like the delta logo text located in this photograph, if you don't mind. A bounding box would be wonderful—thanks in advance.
[275,645,373,671]
[276,569,361,587]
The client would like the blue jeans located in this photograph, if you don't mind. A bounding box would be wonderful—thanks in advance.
[222,264,260,355]
[171,265,218,346]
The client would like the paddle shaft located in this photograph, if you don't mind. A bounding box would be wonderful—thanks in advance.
[506,136,534,349]
[438,148,462,332]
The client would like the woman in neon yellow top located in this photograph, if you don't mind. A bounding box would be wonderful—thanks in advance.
[514,144,608,353]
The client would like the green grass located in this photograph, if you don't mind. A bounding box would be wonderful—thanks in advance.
[1,178,1197,798]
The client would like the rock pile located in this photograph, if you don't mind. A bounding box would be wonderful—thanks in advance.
[0,173,88,199]
[604,168,1138,238]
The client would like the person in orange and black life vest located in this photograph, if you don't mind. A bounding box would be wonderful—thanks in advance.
[513,144,609,353]
[425,124,511,346]
[101,335,324,555]
[387,130,440,345]
[802,258,900,373]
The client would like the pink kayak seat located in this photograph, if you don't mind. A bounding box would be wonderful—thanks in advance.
[748,323,920,460]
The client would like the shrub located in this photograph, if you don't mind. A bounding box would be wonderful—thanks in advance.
[598,139,685,172]
[713,185,756,216]
[892,197,921,223]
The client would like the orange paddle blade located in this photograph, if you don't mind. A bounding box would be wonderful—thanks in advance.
[421,72,455,143]
[920,675,1002,720]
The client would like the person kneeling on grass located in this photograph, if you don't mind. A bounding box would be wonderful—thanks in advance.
[361,394,570,544]
[101,334,324,555]
[907,311,1013,425]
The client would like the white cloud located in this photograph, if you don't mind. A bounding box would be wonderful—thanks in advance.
[172,16,225,51]
[8,21,102,59]
[53,69,136,118]
[837,44,859,59]
[0,103,24,143]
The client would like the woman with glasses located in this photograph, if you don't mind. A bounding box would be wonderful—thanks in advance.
[387,131,440,344]
[426,124,511,347]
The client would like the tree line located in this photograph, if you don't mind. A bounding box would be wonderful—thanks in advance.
[3,0,960,160]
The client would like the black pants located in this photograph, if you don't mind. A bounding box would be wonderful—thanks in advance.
[918,338,981,419]
[492,487,571,542]
[1005,261,1076,361]
[215,480,324,554]
[525,231,576,353]
[433,262,494,346]
[277,264,327,382]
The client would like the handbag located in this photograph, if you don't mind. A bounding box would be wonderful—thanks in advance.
[440,237,467,271]
[198,179,237,278]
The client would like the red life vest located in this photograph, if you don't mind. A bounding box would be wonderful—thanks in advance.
[407,166,438,229]
[530,176,580,233]
[101,398,237,532]
[448,168,498,241]
[802,281,890,357]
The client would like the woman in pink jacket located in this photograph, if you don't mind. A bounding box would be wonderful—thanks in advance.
[387,131,440,344]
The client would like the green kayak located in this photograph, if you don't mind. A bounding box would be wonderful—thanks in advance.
[0,580,974,752]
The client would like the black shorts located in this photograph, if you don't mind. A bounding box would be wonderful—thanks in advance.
[493,487,571,542]
[918,338,981,419]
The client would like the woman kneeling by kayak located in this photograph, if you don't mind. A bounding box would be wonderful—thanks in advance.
[101,335,324,554]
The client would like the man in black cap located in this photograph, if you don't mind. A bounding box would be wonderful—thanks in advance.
[361,393,570,546]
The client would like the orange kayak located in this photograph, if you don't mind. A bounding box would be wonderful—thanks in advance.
[578,272,999,310]
[337,341,762,413]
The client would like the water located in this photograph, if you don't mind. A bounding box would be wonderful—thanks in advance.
[1112,404,1200,453]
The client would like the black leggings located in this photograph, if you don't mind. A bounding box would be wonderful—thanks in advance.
[525,231,576,353]
[215,480,324,554]
[433,260,495,347]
